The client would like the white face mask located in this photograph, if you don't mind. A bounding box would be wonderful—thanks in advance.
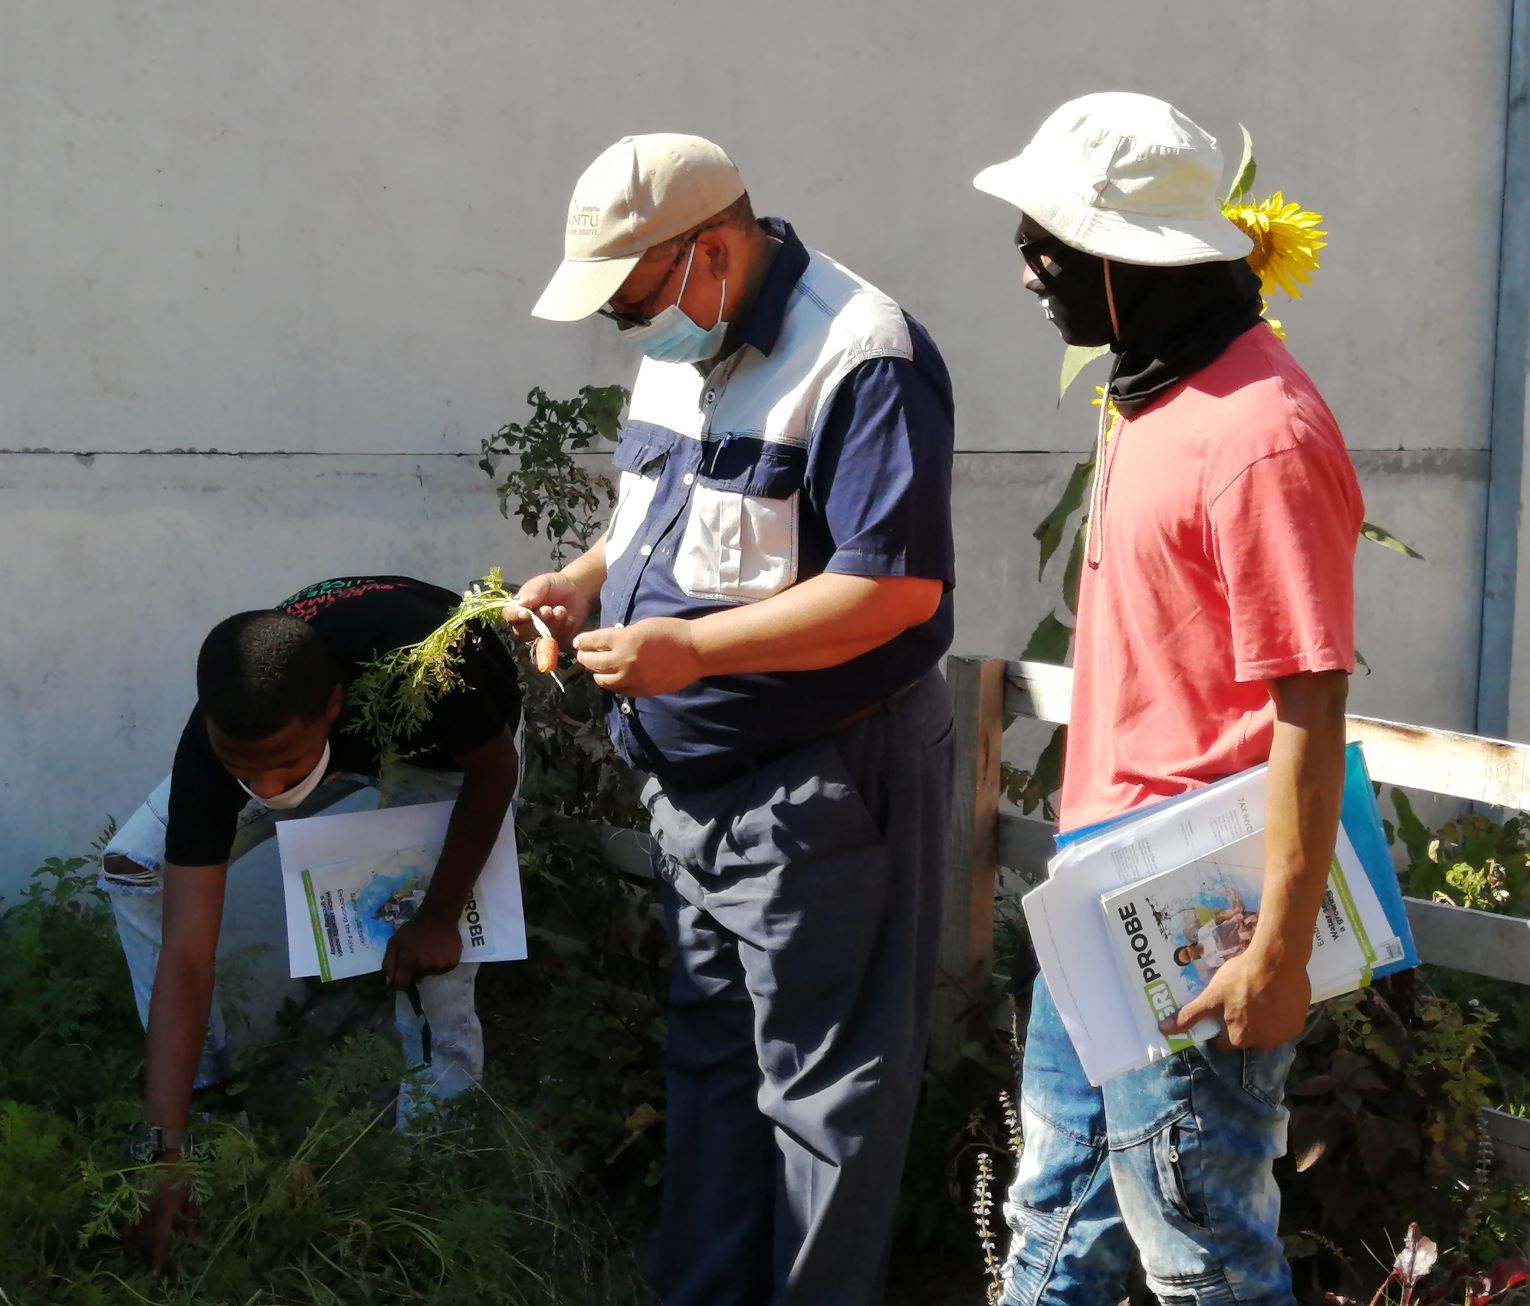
[239,740,331,810]
[619,240,729,363]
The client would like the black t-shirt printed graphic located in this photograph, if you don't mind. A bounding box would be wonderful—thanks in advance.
[164,576,522,867]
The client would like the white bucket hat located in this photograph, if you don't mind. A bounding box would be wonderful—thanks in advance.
[532,133,745,322]
[973,92,1253,267]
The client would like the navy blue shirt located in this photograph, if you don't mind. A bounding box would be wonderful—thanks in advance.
[600,221,955,788]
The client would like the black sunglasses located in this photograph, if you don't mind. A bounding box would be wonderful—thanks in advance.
[597,221,729,328]
[596,240,692,328]
[1014,226,1064,263]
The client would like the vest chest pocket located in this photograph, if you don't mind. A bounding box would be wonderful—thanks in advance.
[674,438,805,604]
[605,429,672,565]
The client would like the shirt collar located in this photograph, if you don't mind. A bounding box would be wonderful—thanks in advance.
[739,217,809,358]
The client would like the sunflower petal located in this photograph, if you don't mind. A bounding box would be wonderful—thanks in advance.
[1223,191,1326,301]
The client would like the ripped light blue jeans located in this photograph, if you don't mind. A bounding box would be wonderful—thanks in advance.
[999,977,1297,1306]
[100,765,483,1127]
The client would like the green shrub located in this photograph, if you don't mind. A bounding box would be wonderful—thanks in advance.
[1242,792,1530,1298]
[0,853,142,1118]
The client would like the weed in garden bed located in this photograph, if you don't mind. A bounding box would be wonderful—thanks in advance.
[0,853,651,1305]
[1390,793,1530,1114]
[0,849,141,1121]
[1321,1220,1530,1304]
[1237,790,1530,1297]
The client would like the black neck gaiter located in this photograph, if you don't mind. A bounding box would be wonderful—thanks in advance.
[1106,259,1266,417]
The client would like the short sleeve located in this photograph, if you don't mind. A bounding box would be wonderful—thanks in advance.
[804,353,956,587]
[164,709,248,866]
[1209,433,1364,682]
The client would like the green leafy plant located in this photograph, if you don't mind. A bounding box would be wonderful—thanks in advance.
[468,382,667,1222]
[1271,793,1530,1298]
[345,568,525,771]
[0,848,141,1119]
[894,1033,1017,1260]
[1387,793,1530,1120]
[317,382,666,1236]
[1277,977,1529,1299]
[45,1055,638,1304]
[1390,793,1530,918]
[469,381,643,834]
[479,385,627,566]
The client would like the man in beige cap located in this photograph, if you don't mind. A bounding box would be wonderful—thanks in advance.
[511,133,957,1305]
[974,94,1360,1306]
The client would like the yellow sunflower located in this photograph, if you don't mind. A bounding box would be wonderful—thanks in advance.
[1090,385,1121,431]
[1261,298,1287,340]
[1222,191,1326,300]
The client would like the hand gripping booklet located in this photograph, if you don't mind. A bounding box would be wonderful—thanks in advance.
[1098,826,1404,1063]
[275,799,527,982]
[1020,743,1416,1086]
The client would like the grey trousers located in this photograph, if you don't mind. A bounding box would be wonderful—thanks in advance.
[644,670,954,1306]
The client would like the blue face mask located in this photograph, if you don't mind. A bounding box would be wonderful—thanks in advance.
[620,241,729,363]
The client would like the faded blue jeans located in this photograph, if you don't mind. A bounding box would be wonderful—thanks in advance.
[999,977,1297,1306]
[100,765,484,1126]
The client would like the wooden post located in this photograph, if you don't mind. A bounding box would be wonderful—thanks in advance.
[931,656,1006,1069]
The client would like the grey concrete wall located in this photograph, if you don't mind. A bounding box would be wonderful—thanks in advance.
[1,0,1514,895]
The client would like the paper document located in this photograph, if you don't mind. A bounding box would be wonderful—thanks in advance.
[1022,743,1416,1086]
[276,800,527,981]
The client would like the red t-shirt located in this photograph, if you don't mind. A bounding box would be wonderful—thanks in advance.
[1059,324,1363,833]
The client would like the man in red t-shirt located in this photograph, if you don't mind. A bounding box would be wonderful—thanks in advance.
[974,93,1362,1306]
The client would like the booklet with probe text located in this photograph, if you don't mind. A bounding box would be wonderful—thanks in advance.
[1021,743,1418,1085]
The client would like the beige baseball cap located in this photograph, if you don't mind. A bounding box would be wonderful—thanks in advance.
[974,92,1253,267]
[531,133,746,322]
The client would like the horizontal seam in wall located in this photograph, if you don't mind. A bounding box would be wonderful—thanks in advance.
[950,447,1491,456]
[0,449,485,458]
[0,446,1490,458]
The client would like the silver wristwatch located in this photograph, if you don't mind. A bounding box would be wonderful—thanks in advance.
[126,1122,193,1163]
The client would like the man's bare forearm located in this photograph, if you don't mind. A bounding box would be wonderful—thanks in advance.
[144,954,217,1134]
[143,864,227,1135]
[689,573,942,677]
[561,535,608,598]
[419,734,518,922]
[1247,671,1350,970]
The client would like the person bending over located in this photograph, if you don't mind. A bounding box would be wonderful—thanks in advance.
[102,575,521,1269]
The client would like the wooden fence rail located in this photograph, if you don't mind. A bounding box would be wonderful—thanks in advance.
[937,656,1530,1183]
